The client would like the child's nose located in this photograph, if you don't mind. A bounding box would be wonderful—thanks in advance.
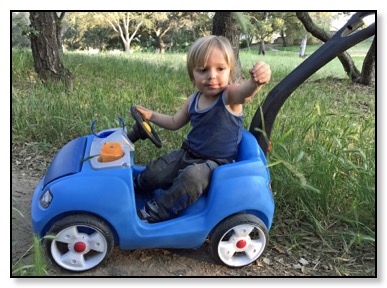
[208,69,216,79]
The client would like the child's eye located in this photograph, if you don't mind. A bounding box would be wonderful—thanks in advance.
[218,66,229,72]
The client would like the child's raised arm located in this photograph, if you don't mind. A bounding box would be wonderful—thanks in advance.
[226,61,271,105]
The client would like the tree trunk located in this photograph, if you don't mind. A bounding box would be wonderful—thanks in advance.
[259,12,269,56]
[124,41,132,53]
[259,39,266,55]
[281,29,287,47]
[156,36,167,54]
[212,12,245,83]
[299,36,307,57]
[55,12,66,56]
[29,12,72,88]
[357,36,375,85]
[296,12,364,82]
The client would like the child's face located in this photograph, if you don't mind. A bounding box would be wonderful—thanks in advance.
[192,47,231,97]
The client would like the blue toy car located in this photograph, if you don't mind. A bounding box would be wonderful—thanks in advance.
[31,106,274,272]
[30,12,374,272]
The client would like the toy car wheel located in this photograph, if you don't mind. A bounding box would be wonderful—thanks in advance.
[209,214,268,267]
[44,214,114,272]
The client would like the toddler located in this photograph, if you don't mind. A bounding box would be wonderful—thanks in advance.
[134,35,271,223]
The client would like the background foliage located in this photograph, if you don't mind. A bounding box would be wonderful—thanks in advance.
[12,12,342,52]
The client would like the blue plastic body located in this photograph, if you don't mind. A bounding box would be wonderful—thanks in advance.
[31,128,274,250]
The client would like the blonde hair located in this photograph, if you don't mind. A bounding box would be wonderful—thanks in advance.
[186,35,235,82]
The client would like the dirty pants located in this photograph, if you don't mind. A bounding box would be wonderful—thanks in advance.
[135,149,228,220]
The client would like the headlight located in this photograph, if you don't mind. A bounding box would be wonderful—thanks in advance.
[40,190,53,208]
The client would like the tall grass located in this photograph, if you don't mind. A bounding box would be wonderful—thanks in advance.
[12,40,375,267]
[268,83,375,250]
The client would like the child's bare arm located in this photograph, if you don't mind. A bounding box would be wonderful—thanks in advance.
[135,96,192,131]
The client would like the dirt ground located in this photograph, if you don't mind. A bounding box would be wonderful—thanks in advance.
[11,153,375,277]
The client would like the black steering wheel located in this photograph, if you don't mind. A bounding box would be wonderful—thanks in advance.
[127,106,162,148]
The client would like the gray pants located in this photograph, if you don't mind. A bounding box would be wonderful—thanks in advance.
[136,149,228,220]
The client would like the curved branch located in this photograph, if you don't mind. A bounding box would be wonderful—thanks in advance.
[296,12,360,80]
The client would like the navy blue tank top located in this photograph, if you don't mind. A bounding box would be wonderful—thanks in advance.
[185,90,243,161]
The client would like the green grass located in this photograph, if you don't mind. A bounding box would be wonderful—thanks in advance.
[12,236,49,276]
[12,200,48,276]
[12,40,375,273]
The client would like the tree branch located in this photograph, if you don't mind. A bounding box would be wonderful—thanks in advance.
[296,12,360,80]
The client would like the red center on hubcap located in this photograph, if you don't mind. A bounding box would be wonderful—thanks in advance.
[236,240,246,249]
[74,241,86,252]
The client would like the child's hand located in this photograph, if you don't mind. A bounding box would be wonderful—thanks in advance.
[249,62,271,86]
[134,105,153,120]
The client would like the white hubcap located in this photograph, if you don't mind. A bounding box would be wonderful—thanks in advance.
[50,225,108,271]
[218,224,266,267]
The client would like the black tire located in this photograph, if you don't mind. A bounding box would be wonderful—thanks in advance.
[209,214,269,267]
[44,214,114,272]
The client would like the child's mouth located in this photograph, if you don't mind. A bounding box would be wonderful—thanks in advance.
[207,83,218,88]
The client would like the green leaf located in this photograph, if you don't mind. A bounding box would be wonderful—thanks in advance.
[302,183,321,194]
[276,128,294,145]
[342,149,367,161]
[265,160,284,168]
[295,151,305,163]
